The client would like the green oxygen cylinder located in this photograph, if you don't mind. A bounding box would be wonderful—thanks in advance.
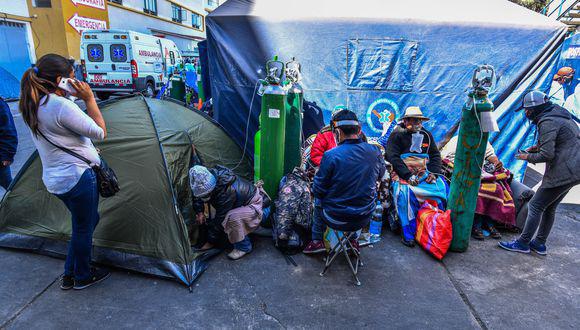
[197,64,205,102]
[284,57,303,174]
[448,65,498,252]
[257,57,287,199]
[169,75,186,101]
[254,129,261,182]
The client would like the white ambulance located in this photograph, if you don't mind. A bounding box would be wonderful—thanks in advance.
[80,29,183,100]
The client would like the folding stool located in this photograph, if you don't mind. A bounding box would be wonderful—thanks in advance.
[319,230,363,286]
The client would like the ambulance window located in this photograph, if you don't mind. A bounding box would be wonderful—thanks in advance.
[110,44,127,62]
[169,51,176,65]
[87,44,104,62]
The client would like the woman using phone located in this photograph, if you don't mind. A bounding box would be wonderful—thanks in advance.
[19,54,109,290]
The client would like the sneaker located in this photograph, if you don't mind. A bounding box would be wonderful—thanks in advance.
[303,240,326,254]
[471,228,485,240]
[60,274,74,290]
[227,249,250,260]
[529,240,547,256]
[498,240,530,254]
[73,268,110,290]
[401,237,415,248]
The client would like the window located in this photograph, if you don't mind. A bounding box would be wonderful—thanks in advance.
[143,0,157,15]
[207,0,219,6]
[169,51,176,65]
[109,0,123,4]
[110,44,127,62]
[87,44,104,62]
[192,13,202,29]
[172,4,186,23]
[34,0,52,7]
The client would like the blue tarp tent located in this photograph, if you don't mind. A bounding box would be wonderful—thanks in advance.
[206,0,567,180]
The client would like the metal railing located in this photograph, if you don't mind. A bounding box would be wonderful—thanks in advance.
[542,0,580,20]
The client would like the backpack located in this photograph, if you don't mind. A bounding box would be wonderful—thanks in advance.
[271,167,312,254]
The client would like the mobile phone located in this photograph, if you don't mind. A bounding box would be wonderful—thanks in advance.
[58,78,76,94]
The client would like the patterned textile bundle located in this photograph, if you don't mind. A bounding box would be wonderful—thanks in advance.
[392,153,448,241]
[476,170,516,226]
[275,168,313,237]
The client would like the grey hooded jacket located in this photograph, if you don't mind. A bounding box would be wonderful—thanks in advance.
[527,104,580,188]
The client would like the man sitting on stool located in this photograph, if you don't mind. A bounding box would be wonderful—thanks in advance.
[303,110,386,254]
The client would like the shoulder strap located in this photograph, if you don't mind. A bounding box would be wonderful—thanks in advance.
[37,130,93,166]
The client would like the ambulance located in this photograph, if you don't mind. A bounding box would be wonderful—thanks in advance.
[80,29,183,100]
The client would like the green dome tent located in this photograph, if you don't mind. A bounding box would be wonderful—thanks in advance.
[0,95,252,286]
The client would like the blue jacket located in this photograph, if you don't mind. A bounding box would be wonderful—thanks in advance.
[313,138,386,229]
[0,98,17,162]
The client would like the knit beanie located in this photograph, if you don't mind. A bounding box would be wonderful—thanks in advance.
[189,165,217,197]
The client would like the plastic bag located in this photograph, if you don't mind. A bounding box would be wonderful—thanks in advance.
[415,200,453,260]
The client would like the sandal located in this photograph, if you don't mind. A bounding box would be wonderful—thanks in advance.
[487,225,502,239]
[471,228,485,240]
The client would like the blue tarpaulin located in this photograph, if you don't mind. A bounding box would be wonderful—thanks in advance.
[546,33,580,119]
[206,0,567,180]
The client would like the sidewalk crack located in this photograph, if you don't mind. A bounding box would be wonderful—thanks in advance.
[232,262,286,329]
[259,302,286,329]
[0,276,58,328]
[442,262,488,330]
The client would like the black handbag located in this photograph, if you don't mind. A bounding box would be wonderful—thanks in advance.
[38,131,120,198]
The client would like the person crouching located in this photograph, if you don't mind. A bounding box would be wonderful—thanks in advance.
[189,165,263,260]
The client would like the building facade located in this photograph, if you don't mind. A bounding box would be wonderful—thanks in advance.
[107,0,222,58]
[26,0,110,60]
[0,0,221,97]
[0,1,36,98]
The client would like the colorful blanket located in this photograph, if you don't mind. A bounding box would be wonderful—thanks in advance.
[391,153,449,241]
[476,171,516,226]
[443,158,516,226]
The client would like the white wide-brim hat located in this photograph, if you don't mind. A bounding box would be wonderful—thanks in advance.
[400,106,430,121]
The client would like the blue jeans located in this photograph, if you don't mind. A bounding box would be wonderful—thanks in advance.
[0,165,12,190]
[312,203,325,241]
[55,169,100,281]
[233,236,252,252]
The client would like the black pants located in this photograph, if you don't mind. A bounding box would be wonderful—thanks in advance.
[518,181,577,245]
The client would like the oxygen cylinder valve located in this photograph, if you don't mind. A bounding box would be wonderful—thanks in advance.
[470,65,499,133]
[285,57,302,84]
[265,55,285,85]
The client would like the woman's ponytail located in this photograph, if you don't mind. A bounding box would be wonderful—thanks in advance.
[19,67,50,135]
[18,54,74,136]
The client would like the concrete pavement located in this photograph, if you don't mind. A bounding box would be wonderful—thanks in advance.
[1,100,578,329]
[0,209,578,329]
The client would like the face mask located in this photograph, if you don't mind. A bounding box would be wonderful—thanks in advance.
[200,195,211,202]
[411,124,422,132]
[405,121,422,132]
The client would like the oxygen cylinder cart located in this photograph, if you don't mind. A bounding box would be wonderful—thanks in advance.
[284,57,304,174]
[448,65,498,252]
[255,56,287,199]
